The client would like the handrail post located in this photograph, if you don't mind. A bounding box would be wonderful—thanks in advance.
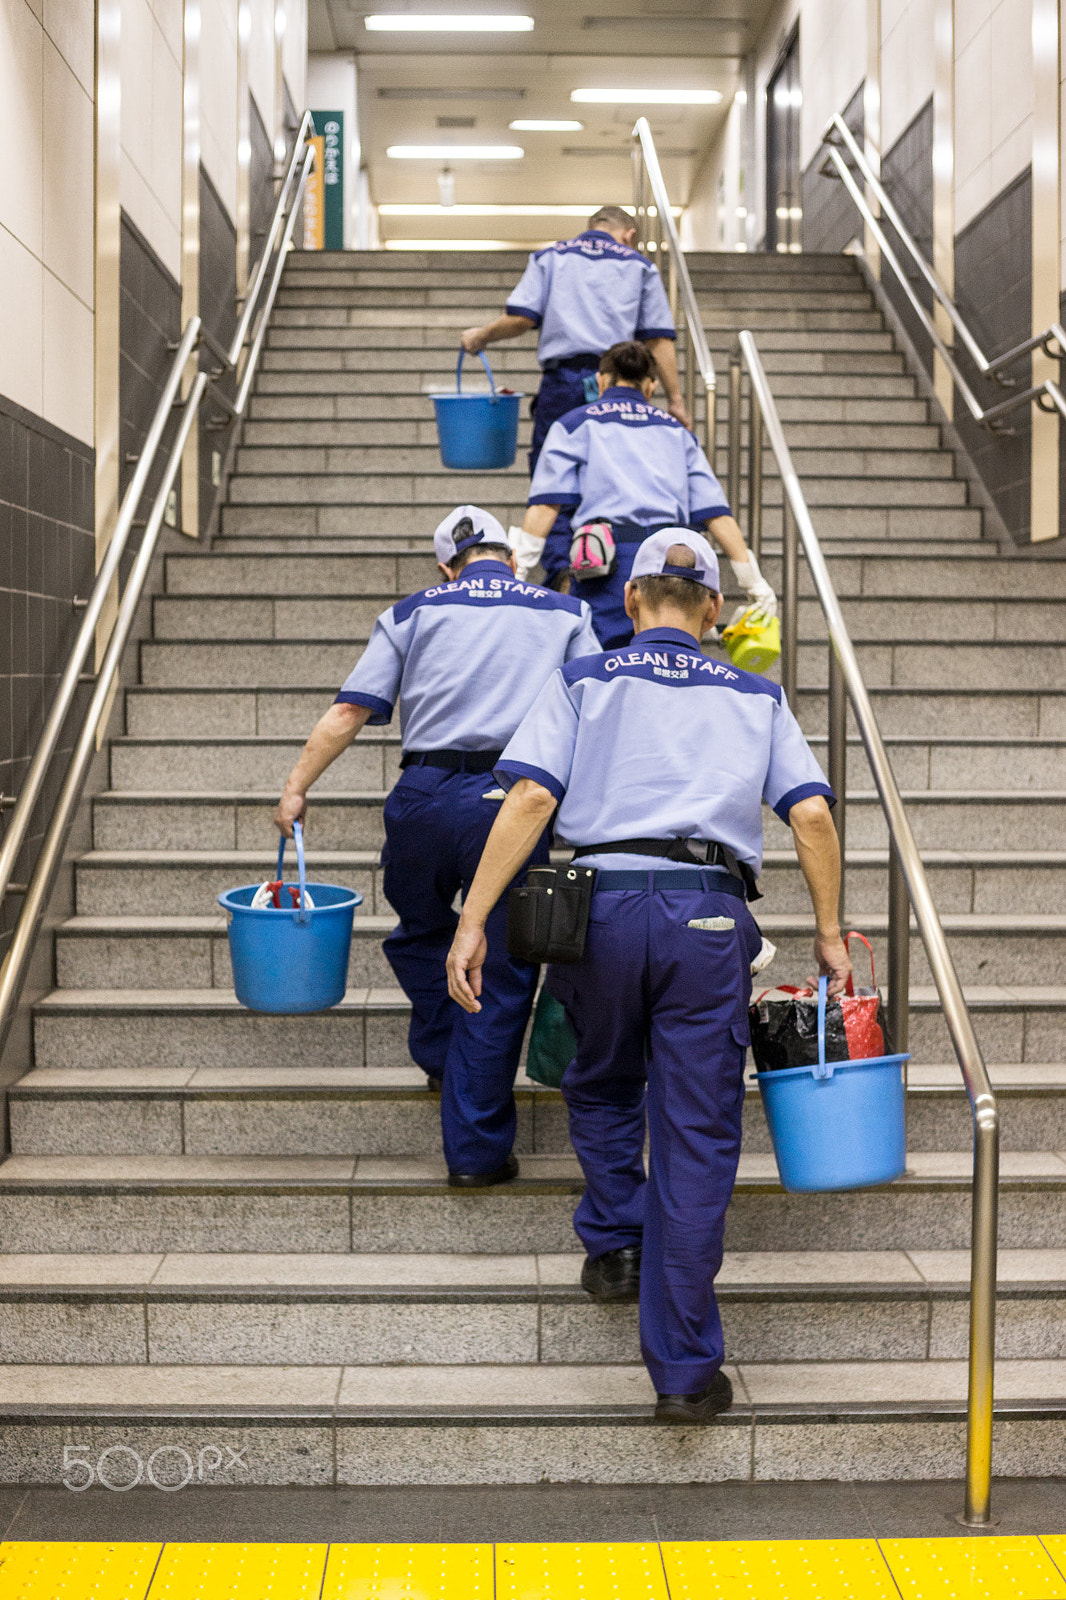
[964,1110,999,1525]
[727,354,742,519]
[747,388,763,560]
[827,643,847,924]
[684,313,696,432]
[704,383,717,478]
[781,498,798,705]
[887,844,910,1063]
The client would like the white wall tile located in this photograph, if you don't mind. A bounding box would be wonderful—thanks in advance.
[150,0,183,69]
[0,0,44,257]
[201,0,239,217]
[150,24,183,229]
[0,223,43,415]
[881,0,935,152]
[283,0,306,112]
[42,36,93,308]
[42,268,92,443]
[249,0,275,148]
[42,0,92,95]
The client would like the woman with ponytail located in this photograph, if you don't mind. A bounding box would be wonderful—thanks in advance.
[509,340,775,648]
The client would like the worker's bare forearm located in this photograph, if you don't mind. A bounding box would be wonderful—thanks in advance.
[282,702,370,797]
[521,503,562,540]
[789,796,842,938]
[647,337,682,402]
[472,314,537,348]
[705,513,749,566]
[459,779,557,929]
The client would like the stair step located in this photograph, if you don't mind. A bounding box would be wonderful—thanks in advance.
[253,363,916,396]
[7,1147,1066,1253]
[13,1062,1066,1157]
[0,1247,1065,1367]
[265,324,897,355]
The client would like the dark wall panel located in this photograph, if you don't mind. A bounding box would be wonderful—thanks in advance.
[120,212,182,537]
[880,98,934,377]
[800,82,864,254]
[0,397,94,961]
[249,92,275,276]
[953,169,1032,541]
[198,165,239,537]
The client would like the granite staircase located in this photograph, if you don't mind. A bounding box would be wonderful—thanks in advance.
[2,249,1066,1489]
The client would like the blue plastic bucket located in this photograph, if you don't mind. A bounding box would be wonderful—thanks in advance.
[756,977,909,1192]
[219,820,362,1013]
[432,350,522,469]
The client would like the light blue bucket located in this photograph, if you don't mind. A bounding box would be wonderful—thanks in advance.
[219,820,362,1013]
[756,977,909,1193]
[432,350,522,469]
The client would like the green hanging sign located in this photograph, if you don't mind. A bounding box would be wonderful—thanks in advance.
[315,110,344,250]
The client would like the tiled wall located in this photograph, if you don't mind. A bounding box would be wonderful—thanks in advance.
[800,84,864,254]
[249,93,276,273]
[0,397,95,961]
[880,98,935,378]
[953,169,1033,540]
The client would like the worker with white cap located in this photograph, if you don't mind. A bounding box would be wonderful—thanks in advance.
[275,505,599,1186]
[446,529,849,1420]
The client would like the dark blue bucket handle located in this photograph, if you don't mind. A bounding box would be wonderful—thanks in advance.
[814,974,833,1079]
[275,819,311,923]
[456,348,499,402]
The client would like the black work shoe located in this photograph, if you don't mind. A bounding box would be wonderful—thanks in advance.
[655,1369,733,1423]
[426,1076,442,1095]
[581,1245,642,1302]
[448,1154,519,1189]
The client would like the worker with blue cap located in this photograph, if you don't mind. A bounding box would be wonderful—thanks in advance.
[446,528,850,1420]
[508,340,776,648]
[275,505,600,1186]
[461,206,690,482]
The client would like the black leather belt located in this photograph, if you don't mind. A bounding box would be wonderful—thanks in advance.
[401,749,503,774]
[541,353,600,372]
[572,838,760,900]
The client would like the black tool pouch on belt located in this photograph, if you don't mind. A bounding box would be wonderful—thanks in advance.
[506,865,597,964]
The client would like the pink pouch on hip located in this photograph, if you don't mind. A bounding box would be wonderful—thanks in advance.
[568,521,616,580]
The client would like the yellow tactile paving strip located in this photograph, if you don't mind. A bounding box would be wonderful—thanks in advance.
[5,1537,1066,1598]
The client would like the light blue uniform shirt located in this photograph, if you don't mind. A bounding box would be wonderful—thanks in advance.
[506,231,676,364]
[495,626,834,875]
[528,387,731,530]
[335,559,601,752]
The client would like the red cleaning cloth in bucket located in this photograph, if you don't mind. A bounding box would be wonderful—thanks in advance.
[749,932,889,1072]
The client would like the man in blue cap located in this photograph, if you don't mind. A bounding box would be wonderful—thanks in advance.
[446,529,850,1420]
[275,505,599,1185]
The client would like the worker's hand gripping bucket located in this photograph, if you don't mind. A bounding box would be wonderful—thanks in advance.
[752,938,909,1192]
[721,606,781,674]
[432,349,523,470]
[219,819,362,1013]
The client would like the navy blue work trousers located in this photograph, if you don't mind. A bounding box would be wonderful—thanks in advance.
[548,880,761,1395]
[530,366,598,558]
[381,765,548,1174]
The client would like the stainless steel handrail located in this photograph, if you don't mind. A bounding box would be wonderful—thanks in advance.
[730,330,999,1526]
[822,114,1066,428]
[631,117,718,468]
[0,130,315,1064]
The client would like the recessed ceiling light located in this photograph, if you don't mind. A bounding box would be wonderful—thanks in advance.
[386,145,524,159]
[571,87,722,104]
[509,119,584,131]
[379,203,618,215]
[366,13,534,29]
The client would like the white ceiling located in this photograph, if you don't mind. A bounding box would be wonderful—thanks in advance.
[308,1,774,243]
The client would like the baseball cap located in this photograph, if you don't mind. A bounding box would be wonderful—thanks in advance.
[433,504,509,565]
[629,527,720,592]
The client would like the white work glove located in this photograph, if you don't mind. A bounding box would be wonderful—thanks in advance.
[508,524,546,584]
[729,553,778,625]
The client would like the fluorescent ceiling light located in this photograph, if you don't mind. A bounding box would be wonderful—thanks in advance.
[380,203,612,215]
[509,119,584,131]
[571,87,722,105]
[384,238,543,250]
[366,13,534,29]
[378,202,677,216]
[386,145,524,159]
